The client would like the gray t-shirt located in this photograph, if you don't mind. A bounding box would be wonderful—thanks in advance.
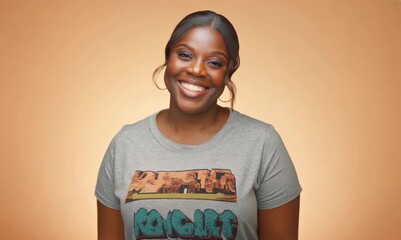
[96,110,302,239]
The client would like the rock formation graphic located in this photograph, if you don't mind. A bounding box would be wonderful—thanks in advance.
[125,169,237,203]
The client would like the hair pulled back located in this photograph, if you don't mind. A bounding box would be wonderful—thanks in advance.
[153,10,240,108]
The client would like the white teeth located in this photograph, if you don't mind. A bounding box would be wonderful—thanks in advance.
[180,82,205,92]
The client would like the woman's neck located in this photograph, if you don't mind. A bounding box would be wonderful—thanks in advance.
[156,105,229,145]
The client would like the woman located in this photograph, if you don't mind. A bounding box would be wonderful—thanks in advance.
[96,10,302,240]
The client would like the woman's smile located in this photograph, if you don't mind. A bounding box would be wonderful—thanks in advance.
[180,81,206,92]
[178,81,208,98]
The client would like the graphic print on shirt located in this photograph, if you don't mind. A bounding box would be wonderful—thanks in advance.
[125,169,237,203]
[134,207,238,240]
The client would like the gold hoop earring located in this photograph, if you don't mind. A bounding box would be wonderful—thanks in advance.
[219,79,233,102]
[219,88,232,102]
[218,96,232,102]
[154,69,167,90]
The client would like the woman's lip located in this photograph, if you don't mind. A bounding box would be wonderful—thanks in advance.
[178,81,208,98]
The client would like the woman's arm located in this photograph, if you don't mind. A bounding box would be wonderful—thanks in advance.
[97,200,125,240]
[258,196,300,240]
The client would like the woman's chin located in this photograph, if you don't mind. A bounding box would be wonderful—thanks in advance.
[172,100,216,115]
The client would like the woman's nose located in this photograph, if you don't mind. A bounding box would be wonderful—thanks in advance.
[188,59,207,77]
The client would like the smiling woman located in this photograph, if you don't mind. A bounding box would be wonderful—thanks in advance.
[95,10,302,240]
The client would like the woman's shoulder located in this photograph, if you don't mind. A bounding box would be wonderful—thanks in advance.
[226,110,286,149]
[230,110,274,133]
[112,113,157,142]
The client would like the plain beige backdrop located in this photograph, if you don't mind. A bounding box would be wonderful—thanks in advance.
[1,0,400,239]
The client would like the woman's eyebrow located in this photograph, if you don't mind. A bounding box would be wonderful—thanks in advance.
[210,50,227,60]
[174,43,194,50]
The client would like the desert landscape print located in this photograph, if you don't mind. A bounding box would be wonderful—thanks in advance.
[125,169,237,203]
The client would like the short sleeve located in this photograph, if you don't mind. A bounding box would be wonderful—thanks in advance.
[95,139,121,210]
[255,126,302,209]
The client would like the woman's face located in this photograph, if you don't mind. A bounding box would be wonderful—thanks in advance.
[164,27,229,115]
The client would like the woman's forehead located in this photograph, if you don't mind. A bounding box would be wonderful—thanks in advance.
[173,27,228,54]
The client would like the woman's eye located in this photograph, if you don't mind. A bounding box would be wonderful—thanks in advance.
[178,52,192,60]
[208,61,223,68]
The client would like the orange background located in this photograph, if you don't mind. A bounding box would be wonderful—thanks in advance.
[1,1,400,239]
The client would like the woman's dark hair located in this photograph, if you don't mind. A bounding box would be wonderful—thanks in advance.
[153,10,240,108]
